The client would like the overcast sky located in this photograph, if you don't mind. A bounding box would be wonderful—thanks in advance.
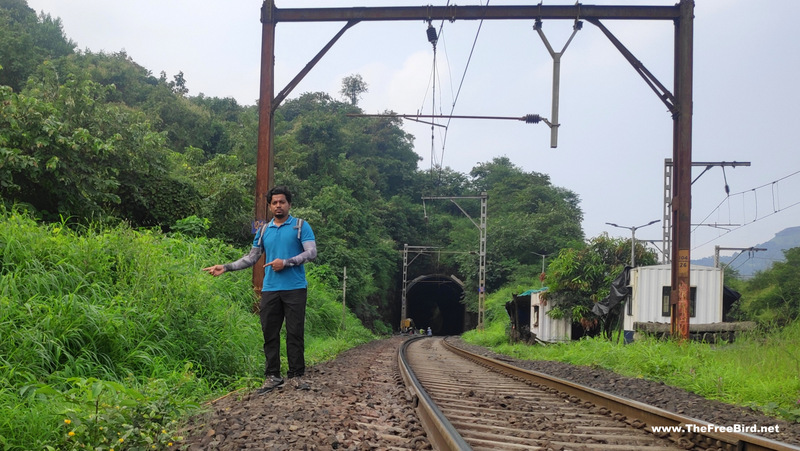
[26,0,800,272]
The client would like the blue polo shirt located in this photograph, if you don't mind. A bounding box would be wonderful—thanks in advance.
[253,215,315,291]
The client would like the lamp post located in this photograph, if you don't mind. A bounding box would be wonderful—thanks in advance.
[531,252,550,287]
[605,220,660,267]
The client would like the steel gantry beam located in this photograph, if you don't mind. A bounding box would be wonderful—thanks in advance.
[268,5,680,22]
[254,1,694,338]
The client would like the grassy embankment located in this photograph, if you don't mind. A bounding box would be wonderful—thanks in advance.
[0,206,375,450]
[462,286,800,422]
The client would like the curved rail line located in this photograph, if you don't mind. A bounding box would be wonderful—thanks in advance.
[398,336,799,451]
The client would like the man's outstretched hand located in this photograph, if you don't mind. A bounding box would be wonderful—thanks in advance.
[203,265,226,276]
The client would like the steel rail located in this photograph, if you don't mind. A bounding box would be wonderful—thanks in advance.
[440,337,800,451]
[398,336,472,451]
[404,336,677,449]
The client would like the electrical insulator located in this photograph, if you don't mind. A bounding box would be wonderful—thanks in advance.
[524,114,542,124]
[426,23,438,46]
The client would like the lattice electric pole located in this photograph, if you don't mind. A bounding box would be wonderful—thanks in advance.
[401,244,439,329]
[402,244,408,326]
[479,194,487,329]
[662,159,751,263]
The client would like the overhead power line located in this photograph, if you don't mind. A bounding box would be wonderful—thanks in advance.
[691,169,800,251]
[438,0,491,170]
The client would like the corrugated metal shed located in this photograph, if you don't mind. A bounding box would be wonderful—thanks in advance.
[624,264,723,331]
[529,289,571,343]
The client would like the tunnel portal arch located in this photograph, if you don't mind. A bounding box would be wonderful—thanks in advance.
[405,274,467,335]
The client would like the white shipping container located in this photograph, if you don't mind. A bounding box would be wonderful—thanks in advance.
[530,290,571,343]
[624,264,723,332]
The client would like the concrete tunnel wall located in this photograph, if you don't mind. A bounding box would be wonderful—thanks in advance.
[405,274,467,335]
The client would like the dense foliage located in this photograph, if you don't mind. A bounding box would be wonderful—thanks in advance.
[0,0,587,331]
[0,0,75,91]
[0,206,375,449]
[731,247,800,325]
[542,233,658,333]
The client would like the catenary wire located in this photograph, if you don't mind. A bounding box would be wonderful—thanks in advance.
[692,199,800,251]
[437,0,490,173]
[692,169,800,236]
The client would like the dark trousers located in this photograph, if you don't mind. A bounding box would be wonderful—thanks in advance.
[259,289,306,378]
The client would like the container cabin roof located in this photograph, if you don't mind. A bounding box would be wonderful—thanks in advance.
[518,287,549,297]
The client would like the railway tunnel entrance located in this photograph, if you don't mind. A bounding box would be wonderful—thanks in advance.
[405,274,468,335]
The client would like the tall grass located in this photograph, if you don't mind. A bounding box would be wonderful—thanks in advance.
[0,206,376,449]
[463,283,800,422]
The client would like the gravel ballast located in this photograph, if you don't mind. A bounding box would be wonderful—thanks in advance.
[179,335,800,449]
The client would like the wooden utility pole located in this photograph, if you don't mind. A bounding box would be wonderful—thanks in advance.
[255,1,694,338]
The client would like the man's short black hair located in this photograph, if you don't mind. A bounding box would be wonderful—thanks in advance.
[267,186,292,204]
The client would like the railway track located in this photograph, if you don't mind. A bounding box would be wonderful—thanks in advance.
[399,336,799,451]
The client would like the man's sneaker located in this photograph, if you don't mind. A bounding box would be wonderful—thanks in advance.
[290,376,310,391]
[256,375,284,394]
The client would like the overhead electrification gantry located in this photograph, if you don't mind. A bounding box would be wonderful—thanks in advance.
[253,0,695,339]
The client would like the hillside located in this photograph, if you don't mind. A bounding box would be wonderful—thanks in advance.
[692,226,800,277]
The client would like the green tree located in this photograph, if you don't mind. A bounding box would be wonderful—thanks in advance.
[27,50,237,157]
[183,152,254,245]
[345,113,419,197]
[264,183,396,328]
[0,63,200,226]
[339,73,368,106]
[439,157,585,308]
[171,70,188,96]
[65,50,160,106]
[542,233,658,335]
[0,0,75,91]
[144,83,216,153]
[0,78,122,218]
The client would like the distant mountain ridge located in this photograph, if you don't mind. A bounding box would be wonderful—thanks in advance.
[692,226,800,277]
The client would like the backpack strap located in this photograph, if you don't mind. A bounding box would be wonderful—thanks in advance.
[293,218,304,240]
[255,223,268,248]
[257,218,303,247]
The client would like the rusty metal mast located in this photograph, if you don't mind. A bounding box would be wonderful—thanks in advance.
[255,1,694,338]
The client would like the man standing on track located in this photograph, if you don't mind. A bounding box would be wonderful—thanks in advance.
[203,186,317,393]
